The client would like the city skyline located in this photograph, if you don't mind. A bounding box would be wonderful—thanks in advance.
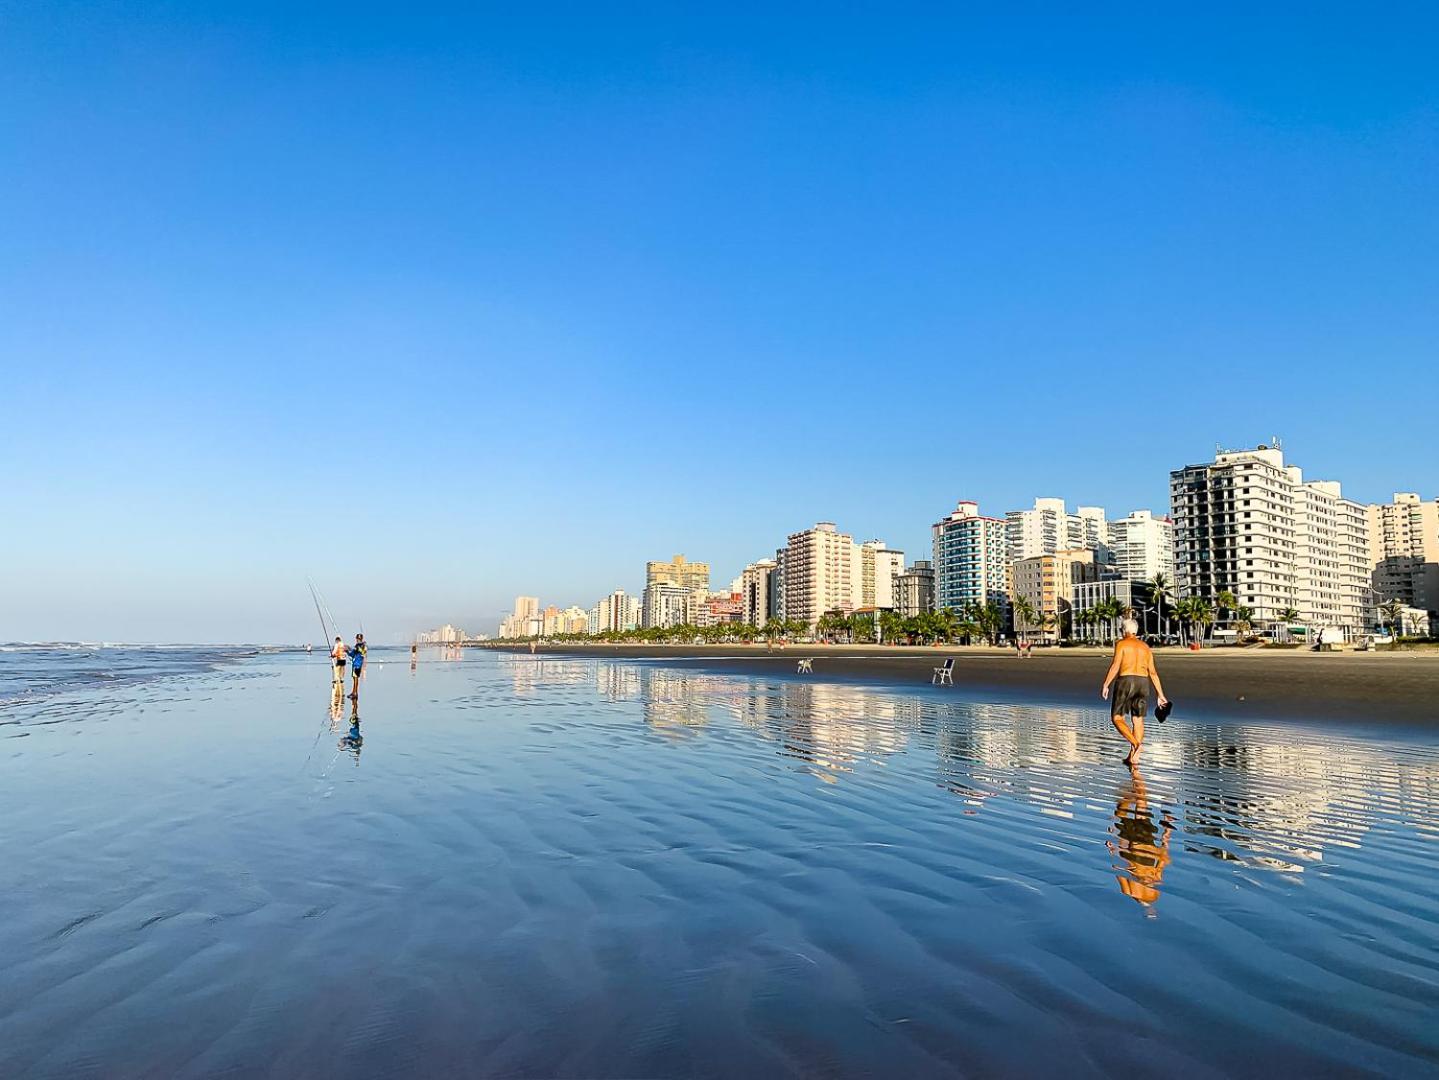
[5,5,1437,642]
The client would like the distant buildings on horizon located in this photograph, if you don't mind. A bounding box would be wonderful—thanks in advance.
[484,442,1436,643]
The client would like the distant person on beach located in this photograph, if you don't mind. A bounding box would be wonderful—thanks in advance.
[331,636,347,693]
[348,633,367,698]
[1101,617,1168,765]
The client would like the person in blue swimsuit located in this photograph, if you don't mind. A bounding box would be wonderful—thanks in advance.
[348,633,367,700]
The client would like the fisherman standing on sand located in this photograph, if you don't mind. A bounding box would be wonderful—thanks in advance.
[348,633,367,700]
[330,635,347,695]
[1101,617,1168,765]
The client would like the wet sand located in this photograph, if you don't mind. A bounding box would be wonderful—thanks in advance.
[483,644,1439,727]
[5,649,1439,1075]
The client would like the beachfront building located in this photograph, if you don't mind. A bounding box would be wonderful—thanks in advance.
[541,605,588,636]
[642,582,692,629]
[1005,499,1111,566]
[645,554,710,593]
[1293,479,1371,637]
[932,501,1009,614]
[739,559,779,626]
[1108,510,1175,584]
[498,596,541,638]
[1367,493,1439,619]
[1073,579,1147,636]
[894,560,935,618]
[642,554,709,629]
[1170,443,1371,639]
[695,592,744,627]
[1011,549,1097,642]
[778,522,855,629]
[595,589,641,633]
[852,540,904,610]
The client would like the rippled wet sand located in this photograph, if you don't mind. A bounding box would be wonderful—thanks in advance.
[3,651,1437,1077]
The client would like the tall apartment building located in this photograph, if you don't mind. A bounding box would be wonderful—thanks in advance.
[894,560,935,618]
[932,501,1010,613]
[1011,549,1097,640]
[643,554,709,628]
[594,589,641,633]
[499,596,541,637]
[852,540,905,609]
[1293,480,1370,636]
[642,582,693,629]
[645,554,710,592]
[1108,510,1175,584]
[1170,444,1370,638]
[739,559,779,626]
[1006,499,1111,565]
[778,523,855,628]
[1368,493,1439,615]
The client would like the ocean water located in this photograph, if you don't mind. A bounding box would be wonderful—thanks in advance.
[2,648,1437,1077]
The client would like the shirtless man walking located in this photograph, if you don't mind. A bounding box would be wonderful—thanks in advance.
[1101,617,1168,765]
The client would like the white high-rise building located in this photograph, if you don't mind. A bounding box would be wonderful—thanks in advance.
[642,583,692,629]
[852,539,904,609]
[1005,499,1110,566]
[1170,444,1371,639]
[595,590,641,633]
[777,523,854,629]
[1293,479,1370,636]
[1108,510,1175,584]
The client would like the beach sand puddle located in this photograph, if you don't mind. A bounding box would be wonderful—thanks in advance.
[2,650,1437,1076]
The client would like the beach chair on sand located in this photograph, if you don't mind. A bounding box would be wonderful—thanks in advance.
[797,658,813,674]
[932,658,954,685]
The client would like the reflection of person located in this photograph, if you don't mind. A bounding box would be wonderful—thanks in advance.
[348,633,367,699]
[1101,618,1168,764]
[340,700,363,763]
[1108,767,1172,908]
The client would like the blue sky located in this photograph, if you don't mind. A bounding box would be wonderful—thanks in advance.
[3,3,1436,642]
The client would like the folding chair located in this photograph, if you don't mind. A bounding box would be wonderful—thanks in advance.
[797,658,813,674]
[932,657,954,685]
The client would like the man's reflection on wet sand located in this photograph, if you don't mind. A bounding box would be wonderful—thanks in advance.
[1108,766,1173,912]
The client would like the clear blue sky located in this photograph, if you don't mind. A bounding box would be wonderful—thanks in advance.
[3,3,1436,642]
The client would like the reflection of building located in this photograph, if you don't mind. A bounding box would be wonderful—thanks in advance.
[894,560,935,617]
[1171,444,1371,639]
[1368,493,1439,620]
[1011,549,1096,640]
[933,501,1009,613]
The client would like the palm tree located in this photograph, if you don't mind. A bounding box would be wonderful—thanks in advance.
[1233,605,1254,640]
[1215,590,1237,632]
[879,610,904,646]
[1011,594,1037,643]
[1379,599,1405,640]
[1277,605,1301,644]
[1196,599,1216,644]
[1147,573,1173,638]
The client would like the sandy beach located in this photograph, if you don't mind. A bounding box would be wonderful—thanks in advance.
[481,643,1439,728]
